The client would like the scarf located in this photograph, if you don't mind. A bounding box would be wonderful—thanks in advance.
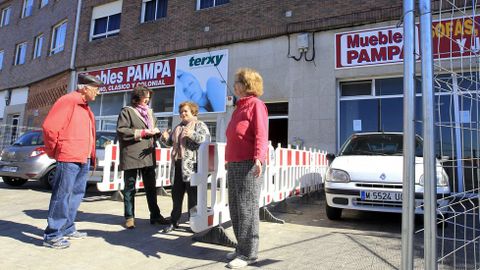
[135,104,152,129]
[171,117,198,160]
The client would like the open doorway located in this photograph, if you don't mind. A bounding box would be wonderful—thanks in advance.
[266,102,288,148]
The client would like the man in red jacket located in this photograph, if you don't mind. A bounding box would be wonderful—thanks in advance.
[42,74,103,249]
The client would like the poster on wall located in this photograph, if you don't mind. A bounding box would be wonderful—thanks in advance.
[173,50,228,114]
[353,119,362,132]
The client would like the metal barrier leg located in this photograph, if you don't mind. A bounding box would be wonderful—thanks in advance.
[271,200,303,215]
[156,187,169,196]
[110,190,124,202]
[192,225,237,248]
[259,207,285,224]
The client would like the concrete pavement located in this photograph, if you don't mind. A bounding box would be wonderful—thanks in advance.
[0,179,418,270]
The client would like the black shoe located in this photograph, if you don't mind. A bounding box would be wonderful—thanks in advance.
[150,216,169,225]
[162,222,179,233]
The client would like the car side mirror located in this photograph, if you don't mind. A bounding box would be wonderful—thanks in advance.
[326,153,336,164]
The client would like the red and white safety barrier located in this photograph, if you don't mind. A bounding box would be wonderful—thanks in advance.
[96,142,173,192]
[190,143,230,233]
[189,141,329,233]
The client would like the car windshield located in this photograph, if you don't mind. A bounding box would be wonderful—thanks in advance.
[339,134,423,156]
[12,131,44,146]
[96,132,116,149]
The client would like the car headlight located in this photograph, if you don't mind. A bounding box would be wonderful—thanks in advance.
[326,168,351,182]
[419,171,449,187]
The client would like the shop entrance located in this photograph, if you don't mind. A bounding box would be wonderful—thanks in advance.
[266,102,288,148]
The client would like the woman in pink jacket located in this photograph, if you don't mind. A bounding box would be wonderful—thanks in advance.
[225,68,268,269]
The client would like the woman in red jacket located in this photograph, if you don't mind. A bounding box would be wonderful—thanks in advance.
[225,68,268,269]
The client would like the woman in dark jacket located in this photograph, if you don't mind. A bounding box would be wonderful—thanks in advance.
[116,85,168,229]
[160,101,210,232]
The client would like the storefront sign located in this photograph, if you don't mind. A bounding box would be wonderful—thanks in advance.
[335,15,479,68]
[432,17,480,59]
[173,50,228,114]
[80,58,176,93]
[335,26,419,68]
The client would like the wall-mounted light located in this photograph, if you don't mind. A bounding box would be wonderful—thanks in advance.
[285,10,292,17]
[204,26,210,32]
[4,90,11,106]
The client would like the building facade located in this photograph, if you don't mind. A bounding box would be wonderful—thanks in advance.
[0,0,79,147]
[3,0,472,159]
[74,0,405,152]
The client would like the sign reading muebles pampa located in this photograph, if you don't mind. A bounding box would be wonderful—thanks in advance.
[81,58,176,93]
[335,26,419,68]
[335,15,480,68]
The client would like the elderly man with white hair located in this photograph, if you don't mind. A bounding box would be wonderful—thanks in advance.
[42,74,103,249]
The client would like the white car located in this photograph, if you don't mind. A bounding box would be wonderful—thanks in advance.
[324,132,450,220]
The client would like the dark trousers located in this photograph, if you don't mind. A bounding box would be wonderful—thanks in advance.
[123,166,161,220]
[170,160,197,224]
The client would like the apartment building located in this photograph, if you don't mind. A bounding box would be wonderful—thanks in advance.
[0,0,79,146]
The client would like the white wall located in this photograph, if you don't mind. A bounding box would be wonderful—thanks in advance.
[0,91,5,119]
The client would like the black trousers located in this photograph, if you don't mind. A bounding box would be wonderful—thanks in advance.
[123,166,161,220]
[170,160,197,224]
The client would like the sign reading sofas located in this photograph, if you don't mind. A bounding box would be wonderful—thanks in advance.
[335,15,480,68]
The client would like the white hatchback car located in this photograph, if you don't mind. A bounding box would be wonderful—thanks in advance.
[324,132,450,220]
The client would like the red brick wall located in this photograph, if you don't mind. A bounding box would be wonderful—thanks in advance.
[24,72,69,128]
[0,0,77,89]
[76,0,406,68]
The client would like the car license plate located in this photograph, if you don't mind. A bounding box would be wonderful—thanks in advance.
[1,166,18,172]
[360,191,402,202]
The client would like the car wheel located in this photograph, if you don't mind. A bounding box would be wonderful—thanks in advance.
[40,167,56,189]
[325,203,342,220]
[2,176,28,187]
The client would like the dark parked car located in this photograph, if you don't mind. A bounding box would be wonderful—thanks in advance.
[0,130,116,189]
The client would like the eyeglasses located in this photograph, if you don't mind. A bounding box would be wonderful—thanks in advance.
[86,85,100,93]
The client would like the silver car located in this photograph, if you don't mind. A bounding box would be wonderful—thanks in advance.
[0,130,116,189]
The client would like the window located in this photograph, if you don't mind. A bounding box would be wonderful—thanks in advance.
[50,20,67,55]
[90,1,122,40]
[33,34,44,59]
[141,0,167,22]
[0,50,4,70]
[15,43,27,65]
[9,114,20,144]
[197,0,229,10]
[1,6,11,27]
[101,92,124,115]
[340,81,372,97]
[150,87,174,112]
[40,0,49,8]
[22,0,34,18]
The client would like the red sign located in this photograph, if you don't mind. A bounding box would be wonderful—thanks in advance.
[432,16,480,59]
[335,16,480,68]
[81,58,176,93]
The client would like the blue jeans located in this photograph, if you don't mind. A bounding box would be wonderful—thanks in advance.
[44,159,89,241]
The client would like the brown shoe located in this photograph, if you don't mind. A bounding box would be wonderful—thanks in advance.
[125,218,135,229]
